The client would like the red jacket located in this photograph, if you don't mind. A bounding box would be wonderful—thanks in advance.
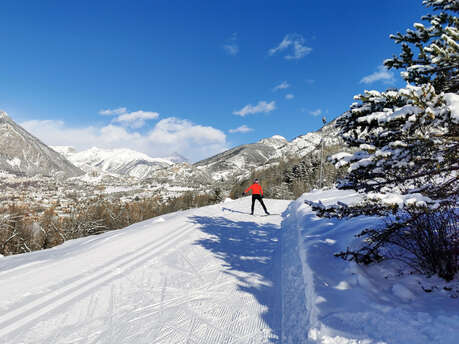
[245,183,263,195]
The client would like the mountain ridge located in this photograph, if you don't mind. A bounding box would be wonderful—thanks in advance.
[53,146,187,180]
[0,111,83,178]
[1,111,343,184]
[193,118,343,182]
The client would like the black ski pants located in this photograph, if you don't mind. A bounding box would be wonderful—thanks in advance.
[251,194,268,214]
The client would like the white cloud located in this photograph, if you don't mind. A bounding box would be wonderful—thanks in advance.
[233,101,276,116]
[269,34,312,60]
[99,107,159,128]
[20,117,228,162]
[99,107,127,115]
[114,111,159,128]
[285,94,294,100]
[149,117,225,145]
[223,33,239,56]
[229,125,253,133]
[273,81,290,91]
[224,44,239,56]
[309,109,322,116]
[360,65,395,84]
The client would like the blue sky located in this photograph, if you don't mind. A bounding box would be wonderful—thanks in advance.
[1,0,427,161]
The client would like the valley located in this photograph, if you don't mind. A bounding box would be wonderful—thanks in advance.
[0,110,346,256]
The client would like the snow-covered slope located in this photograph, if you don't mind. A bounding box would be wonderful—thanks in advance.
[53,146,183,179]
[282,189,459,344]
[0,192,457,343]
[194,135,288,181]
[288,117,341,156]
[0,112,83,178]
[0,198,290,344]
[194,119,343,181]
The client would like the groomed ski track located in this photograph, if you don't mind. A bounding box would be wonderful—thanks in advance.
[0,197,291,344]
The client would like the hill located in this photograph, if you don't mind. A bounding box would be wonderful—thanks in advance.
[0,112,83,178]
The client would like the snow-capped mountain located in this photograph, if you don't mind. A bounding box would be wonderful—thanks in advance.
[194,119,343,181]
[0,112,83,178]
[53,146,185,179]
[288,117,342,156]
[0,107,341,185]
[194,135,288,181]
[163,152,189,164]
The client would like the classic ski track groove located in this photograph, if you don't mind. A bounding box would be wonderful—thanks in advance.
[1,201,290,343]
[0,230,132,279]
[0,222,196,338]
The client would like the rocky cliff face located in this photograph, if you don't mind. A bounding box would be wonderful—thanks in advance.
[0,112,83,178]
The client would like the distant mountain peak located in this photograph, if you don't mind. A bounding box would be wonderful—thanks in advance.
[51,146,77,155]
[258,134,288,149]
[54,146,186,179]
[194,119,343,181]
[0,114,83,178]
[165,152,189,163]
[271,135,287,140]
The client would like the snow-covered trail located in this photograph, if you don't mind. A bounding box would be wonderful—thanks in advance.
[0,198,290,344]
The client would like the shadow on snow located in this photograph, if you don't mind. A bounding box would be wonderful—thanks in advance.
[189,215,282,343]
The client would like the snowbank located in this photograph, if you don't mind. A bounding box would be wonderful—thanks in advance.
[281,189,459,344]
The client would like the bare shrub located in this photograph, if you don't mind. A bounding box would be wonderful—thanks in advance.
[1,190,221,256]
[336,204,459,281]
[0,205,32,255]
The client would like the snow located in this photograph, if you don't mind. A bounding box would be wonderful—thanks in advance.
[168,185,195,192]
[53,146,178,179]
[0,198,290,344]
[282,189,459,344]
[258,135,288,146]
[392,284,416,302]
[51,145,77,155]
[357,105,422,124]
[6,157,21,168]
[367,192,437,208]
[271,135,287,141]
[100,185,140,194]
[1,190,457,343]
[444,93,459,124]
[349,157,374,171]
[71,147,173,166]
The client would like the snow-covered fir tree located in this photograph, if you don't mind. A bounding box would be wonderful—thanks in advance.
[310,0,458,280]
[384,0,458,93]
[333,84,458,201]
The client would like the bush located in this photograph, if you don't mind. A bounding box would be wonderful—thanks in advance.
[0,190,221,256]
[336,204,458,280]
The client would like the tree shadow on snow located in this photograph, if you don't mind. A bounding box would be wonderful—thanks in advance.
[189,215,282,343]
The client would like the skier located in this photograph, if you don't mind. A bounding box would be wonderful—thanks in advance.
[242,179,270,215]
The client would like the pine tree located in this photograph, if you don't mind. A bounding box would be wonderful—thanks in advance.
[384,0,459,92]
[333,84,458,200]
[312,0,459,280]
